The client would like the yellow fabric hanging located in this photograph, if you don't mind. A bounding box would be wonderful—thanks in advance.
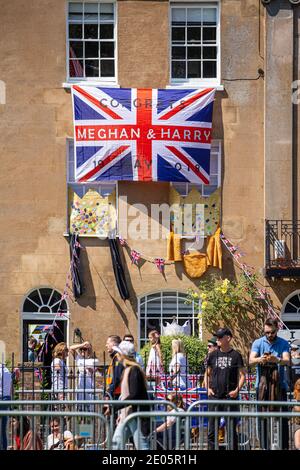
[183,252,208,278]
[167,232,182,261]
[206,227,222,269]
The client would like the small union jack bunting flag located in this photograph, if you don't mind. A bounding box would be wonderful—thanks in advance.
[154,258,165,273]
[130,250,141,265]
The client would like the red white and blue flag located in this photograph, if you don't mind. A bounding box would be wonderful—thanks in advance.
[71,86,215,183]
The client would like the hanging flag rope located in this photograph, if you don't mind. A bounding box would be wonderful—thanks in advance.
[220,232,289,331]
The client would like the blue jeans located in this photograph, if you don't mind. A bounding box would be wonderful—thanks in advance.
[112,417,149,450]
[0,396,10,450]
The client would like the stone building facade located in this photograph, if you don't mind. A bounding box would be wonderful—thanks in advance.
[0,0,299,361]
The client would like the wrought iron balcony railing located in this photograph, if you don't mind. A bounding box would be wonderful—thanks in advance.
[265,220,300,277]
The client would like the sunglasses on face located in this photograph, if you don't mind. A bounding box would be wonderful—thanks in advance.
[207,344,215,348]
[265,330,276,336]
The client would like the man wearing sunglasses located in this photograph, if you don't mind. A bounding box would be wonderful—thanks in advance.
[249,318,290,449]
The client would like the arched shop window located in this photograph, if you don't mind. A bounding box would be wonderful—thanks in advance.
[138,291,198,348]
[281,291,300,331]
[22,287,69,361]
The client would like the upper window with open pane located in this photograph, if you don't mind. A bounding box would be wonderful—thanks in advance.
[67,2,116,80]
[171,4,219,84]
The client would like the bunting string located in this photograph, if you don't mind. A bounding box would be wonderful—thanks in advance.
[220,232,289,331]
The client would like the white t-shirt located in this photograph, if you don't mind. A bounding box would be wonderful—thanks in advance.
[47,430,73,450]
[0,365,11,398]
[76,356,99,390]
[51,358,68,391]
[169,353,191,389]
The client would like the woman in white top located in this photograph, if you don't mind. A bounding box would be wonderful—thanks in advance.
[146,330,164,381]
[51,342,69,399]
[47,417,74,450]
[69,341,99,402]
[169,339,191,389]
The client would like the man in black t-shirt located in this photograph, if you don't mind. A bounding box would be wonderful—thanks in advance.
[206,328,245,450]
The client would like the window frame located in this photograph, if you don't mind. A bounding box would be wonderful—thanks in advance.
[21,287,69,362]
[66,0,118,84]
[138,290,200,349]
[169,1,221,87]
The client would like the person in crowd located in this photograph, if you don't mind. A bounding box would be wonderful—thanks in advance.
[249,318,290,450]
[12,416,43,450]
[0,363,12,450]
[27,336,38,362]
[112,341,150,450]
[69,340,99,403]
[154,393,185,449]
[47,417,74,450]
[103,335,124,417]
[146,330,164,381]
[123,334,144,369]
[206,327,245,450]
[105,335,124,400]
[202,336,218,388]
[290,343,300,388]
[169,339,191,390]
[293,378,300,450]
[51,342,69,399]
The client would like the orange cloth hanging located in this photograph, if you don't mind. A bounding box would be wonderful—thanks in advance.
[206,227,222,269]
[183,252,208,278]
[167,231,182,261]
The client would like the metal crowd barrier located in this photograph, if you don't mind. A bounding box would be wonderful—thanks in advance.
[0,399,177,451]
[117,402,300,451]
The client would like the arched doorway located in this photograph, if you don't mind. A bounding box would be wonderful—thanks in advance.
[280,290,300,341]
[22,287,69,361]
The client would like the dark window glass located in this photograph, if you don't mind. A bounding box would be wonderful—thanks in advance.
[203,27,216,43]
[172,47,186,60]
[69,41,83,58]
[188,61,201,78]
[172,27,185,43]
[187,27,201,43]
[39,288,54,305]
[172,61,186,79]
[85,41,99,58]
[84,24,98,39]
[100,42,114,58]
[85,59,100,77]
[69,24,82,39]
[203,61,217,78]
[188,47,201,60]
[101,60,115,77]
[203,47,217,60]
[100,24,114,39]
[69,59,84,77]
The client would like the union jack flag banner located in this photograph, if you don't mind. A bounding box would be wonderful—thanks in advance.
[71,86,215,183]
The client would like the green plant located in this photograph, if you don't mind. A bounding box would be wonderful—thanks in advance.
[140,334,207,374]
[186,273,268,349]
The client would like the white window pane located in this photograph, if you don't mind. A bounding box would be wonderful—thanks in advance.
[203,8,217,25]
[84,3,98,22]
[172,8,186,24]
[210,153,218,174]
[100,3,114,20]
[209,175,218,186]
[84,3,98,14]
[69,2,83,20]
[187,8,201,24]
